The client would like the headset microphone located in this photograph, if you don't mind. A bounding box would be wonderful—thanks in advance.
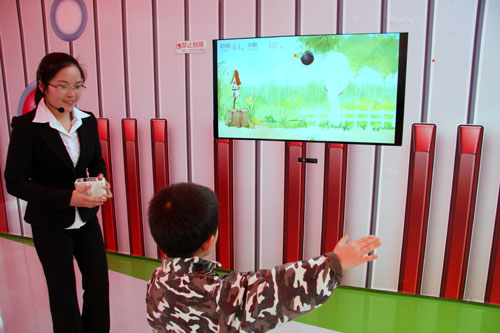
[58,107,65,113]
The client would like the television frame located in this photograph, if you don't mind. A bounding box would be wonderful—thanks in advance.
[213,32,408,146]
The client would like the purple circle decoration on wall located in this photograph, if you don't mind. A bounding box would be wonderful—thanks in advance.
[17,81,38,116]
[50,0,88,42]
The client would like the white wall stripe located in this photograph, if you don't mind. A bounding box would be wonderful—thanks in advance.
[466,0,500,303]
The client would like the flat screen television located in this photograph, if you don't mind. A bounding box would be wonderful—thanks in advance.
[213,32,408,146]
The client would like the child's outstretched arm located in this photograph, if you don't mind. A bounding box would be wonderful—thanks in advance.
[333,234,381,270]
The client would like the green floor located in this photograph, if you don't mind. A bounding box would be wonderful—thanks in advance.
[2,233,500,332]
[296,286,500,332]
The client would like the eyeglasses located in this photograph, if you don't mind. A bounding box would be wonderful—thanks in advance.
[47,82,86,93]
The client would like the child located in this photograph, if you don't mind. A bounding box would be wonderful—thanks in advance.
[146,182,381,332]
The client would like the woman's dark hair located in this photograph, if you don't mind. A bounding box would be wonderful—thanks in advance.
[35,52,85,105]
[148,182,219,258]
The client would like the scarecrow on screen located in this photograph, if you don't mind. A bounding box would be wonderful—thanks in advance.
[226,70,249,128]
[231,70,241,109]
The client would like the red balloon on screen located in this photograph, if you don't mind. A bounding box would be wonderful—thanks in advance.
[22,89,36,114]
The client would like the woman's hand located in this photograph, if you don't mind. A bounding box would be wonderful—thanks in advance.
[70,185,106,208]
[70,174,112,208]
[333,234,381,270]
[97,173,113,200]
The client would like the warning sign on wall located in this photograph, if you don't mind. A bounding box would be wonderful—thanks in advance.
[176,40,207,54]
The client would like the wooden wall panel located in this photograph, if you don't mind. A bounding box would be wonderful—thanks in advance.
[441,125,483,299]
[341,0,381,288]
[17,0,45,82]
[155,0,188,184]
[73,0,99,115]
[151,119,170,193]
[283,142,306,263]
[44,0,70,54]
[0,0,28,236]
[399,124,436,294]
[124,0,156,257]
[321,143,347,254]
[258,0,295,269]
[372,0,429,292]
[422,0,478,297]
[188,0,218,188]
[97,119,118,252]
[223,0,257,272]
[187,0,219,261]
[0,48,11,235]
[151,119,170,259]
[299,0,337,260]
[95,0,129,254]
[214,139,234,269]
[465,0,500,303]
[122,119,144,257]
[485,188,500,305]
[14,0,47,238]
[0,163,8,233]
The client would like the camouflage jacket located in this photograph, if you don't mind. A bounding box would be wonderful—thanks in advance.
[146,253,342,332]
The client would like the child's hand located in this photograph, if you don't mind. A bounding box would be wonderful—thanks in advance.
[333,234,381,270]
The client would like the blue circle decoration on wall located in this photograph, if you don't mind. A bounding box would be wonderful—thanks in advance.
[50,0,88,42]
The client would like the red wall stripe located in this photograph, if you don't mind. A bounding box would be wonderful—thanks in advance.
[0,165,8,233]
[151,119,170,259]
[399,123,436,294]
[283,141,306,263]
[214,139,234,270]
[122,119,145,257]
[321,143,347,254]
[485,187,500,305]
[440,125,484,299]
[97,119,118,252]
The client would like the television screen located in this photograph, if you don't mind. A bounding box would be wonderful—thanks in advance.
[213,32,408,145]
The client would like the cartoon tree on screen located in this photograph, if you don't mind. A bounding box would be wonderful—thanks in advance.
[297,34,400,128]
[298,34,400,77]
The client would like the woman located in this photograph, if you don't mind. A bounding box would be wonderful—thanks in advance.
[4,52,112,332]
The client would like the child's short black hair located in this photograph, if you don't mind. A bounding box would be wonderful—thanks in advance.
[148,182,219,257]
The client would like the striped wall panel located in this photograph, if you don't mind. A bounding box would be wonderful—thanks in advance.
[122,119,145,257]
[440,125,484,299]
[0,164,8,233]
[422,0,479,298]
[257,0,293,270]
[399,124,436,294]
[97,118,118,252]
[283,142,307,263]
[93,0,130,255]
[155,0,188,185]
[299,0,336,265]
[214,139,234,270]
[371,0,427,293]
[123,0,158,259]
[217,0,257,273]
[151,119,170,193]
[340,0,379,289]
[0,0,26,236]
[485,187,500,305]
[468,0,500,303]
[151,119,170,259]
[188,0,217,189]
[321,143,347,254]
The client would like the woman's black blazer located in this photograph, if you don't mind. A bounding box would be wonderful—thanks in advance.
[4,109,107,230]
